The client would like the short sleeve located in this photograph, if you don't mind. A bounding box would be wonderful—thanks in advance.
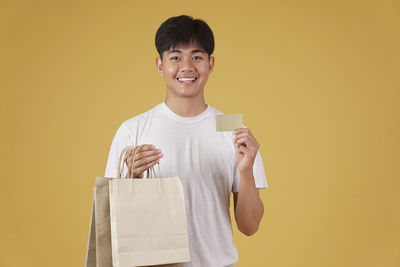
[104,123,134,178]
[232,150,269,192]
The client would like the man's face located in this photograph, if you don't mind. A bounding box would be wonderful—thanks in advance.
[156,43,214,99]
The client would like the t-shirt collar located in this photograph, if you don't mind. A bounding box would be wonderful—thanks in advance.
[160,101,212,123]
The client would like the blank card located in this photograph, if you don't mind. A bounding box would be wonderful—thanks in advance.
[216,114,243,131]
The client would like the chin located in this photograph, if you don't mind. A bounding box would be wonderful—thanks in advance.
[177,92,201,98]
[174,88,203,98]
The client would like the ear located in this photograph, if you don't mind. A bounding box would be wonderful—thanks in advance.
[208,56,215,73]
[156,57,163,76]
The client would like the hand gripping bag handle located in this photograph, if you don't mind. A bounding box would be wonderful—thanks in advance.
[117,145,160,179]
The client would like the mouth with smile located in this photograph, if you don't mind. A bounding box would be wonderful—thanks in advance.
[176,77,198,84]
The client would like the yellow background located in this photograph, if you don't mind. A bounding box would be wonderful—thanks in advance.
[1,0,399,266]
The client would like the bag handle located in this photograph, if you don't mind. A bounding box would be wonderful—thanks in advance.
[117,145,160,179]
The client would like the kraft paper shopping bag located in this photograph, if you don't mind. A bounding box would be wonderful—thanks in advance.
[85,145,190,267]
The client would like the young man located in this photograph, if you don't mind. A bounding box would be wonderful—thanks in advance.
[105,15,268,267]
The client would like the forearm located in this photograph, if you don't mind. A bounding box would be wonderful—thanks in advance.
[235,170,264,236]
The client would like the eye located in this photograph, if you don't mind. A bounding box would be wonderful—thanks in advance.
[170,56,180,60]
[193,56,202,60]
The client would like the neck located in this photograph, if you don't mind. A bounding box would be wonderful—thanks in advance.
[164,94,207,117]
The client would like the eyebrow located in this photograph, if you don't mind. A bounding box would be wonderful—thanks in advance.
[167,49,205,55]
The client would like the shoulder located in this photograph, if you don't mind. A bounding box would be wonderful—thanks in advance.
[207,104,224,116]
[122,104,162,130]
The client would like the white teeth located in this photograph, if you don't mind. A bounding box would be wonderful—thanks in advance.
[178,77,196,81]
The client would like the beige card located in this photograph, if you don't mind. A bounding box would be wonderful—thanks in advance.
[216,114,243,131]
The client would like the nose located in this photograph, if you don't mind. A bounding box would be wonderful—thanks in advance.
[179,57,195,72]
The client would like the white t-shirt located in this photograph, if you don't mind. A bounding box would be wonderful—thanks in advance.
[105,102,268,267]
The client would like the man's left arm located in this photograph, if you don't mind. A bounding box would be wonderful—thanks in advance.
[233,127,264,236]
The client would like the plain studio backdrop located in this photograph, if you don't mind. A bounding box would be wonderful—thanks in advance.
[0,1,399,266]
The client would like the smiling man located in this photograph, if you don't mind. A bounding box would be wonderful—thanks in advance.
[105,15,268,267]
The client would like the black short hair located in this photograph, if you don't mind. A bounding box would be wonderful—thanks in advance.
[155,15,215,60]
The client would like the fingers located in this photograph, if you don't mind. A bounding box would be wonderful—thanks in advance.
[233,128,254,139]
[234,135,248,148]
[125,144,163,178]
[234,134,257,145]
[134,148,162,161]
[233,132,249,144]
[233,128,259,153]
[233,127,248,134]
[139,144,158,151]
[236,143,250,156]
[133,159,160,177]
[134,151,163,167]
[126,146,162,163]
